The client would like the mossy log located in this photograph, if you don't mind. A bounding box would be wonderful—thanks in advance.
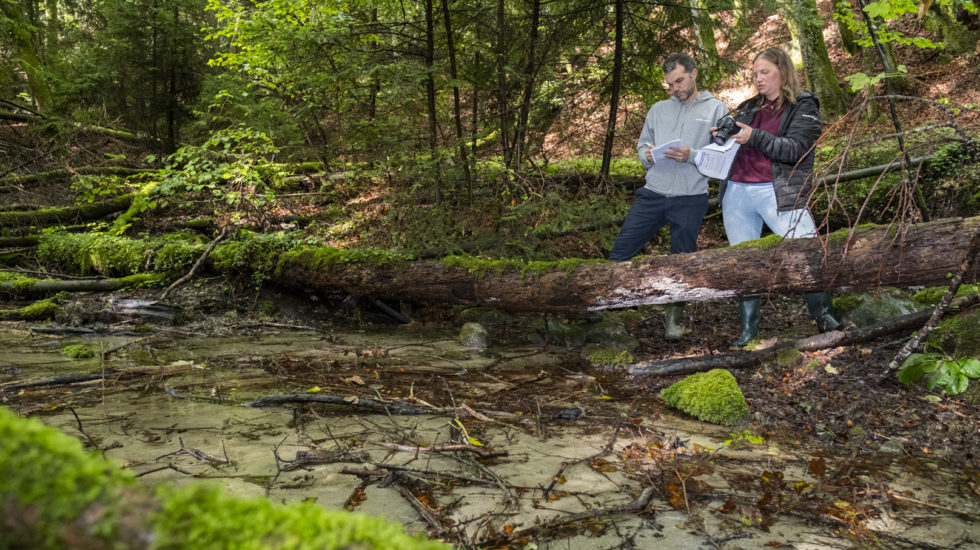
[270,216,980,313]
[0,274,165,297]
[0,235,40,247]
[0,167,151,187]
[0,194,133,228]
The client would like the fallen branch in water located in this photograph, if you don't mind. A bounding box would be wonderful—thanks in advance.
[340,464,498,486]
[0,362,198,392]
[374,441,508,459]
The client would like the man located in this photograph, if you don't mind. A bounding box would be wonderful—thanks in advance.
[608,53,728,339]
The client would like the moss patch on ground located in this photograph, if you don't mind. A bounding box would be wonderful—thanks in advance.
[661,369,750,426]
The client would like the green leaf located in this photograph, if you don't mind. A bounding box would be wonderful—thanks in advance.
[897,353,940,384]
[960,359,980,378]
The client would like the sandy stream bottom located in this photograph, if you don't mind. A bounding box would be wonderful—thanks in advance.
[2,327,978,549]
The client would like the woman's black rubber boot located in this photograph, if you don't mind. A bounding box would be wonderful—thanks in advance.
[731,297,761,349]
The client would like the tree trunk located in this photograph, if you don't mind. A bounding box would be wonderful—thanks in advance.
[270,216,980,313]
[513,0,541,171]
[835,2,859,56]
[599,0,624,180]
[787,0,847,121]
[424,0,441,196]
[441,0,472,190]
[0,274,165,297]
[0,0,53,111]
[495,0,511,168]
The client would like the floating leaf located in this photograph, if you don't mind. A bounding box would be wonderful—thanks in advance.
[305,386,321,393]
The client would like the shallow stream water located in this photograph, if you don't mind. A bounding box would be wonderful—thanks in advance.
[1,325,978,549]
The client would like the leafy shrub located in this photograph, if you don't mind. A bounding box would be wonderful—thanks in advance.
[897,353,980,395]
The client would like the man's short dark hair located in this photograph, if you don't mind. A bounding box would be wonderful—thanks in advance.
[662,53,696,75]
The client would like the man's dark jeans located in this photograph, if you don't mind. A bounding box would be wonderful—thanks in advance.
[608,187,708,260]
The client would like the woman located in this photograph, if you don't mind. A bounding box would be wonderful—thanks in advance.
[718,46,850,349]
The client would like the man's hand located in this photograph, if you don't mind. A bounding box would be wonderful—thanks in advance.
[644,146,655,163]
[663,145,691,163]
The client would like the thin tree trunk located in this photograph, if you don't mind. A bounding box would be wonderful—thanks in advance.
[441,0,472,190]
[599,0,624,179]
[513,0,541,171]
[424,0,441,197]
[495,0,511,168]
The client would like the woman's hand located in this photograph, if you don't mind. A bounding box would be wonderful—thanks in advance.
[734,122,752,144]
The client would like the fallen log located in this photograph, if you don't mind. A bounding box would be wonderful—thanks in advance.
[0,167,151,187]
[627,292,980,377]
[0,194,133,228]
[0,274,165,297]
[269,216,980,313]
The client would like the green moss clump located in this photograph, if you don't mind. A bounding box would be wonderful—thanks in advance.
[19,298,61,320]
[0,406,136,548]
[587,348,633,367]
[0,406,450,549]
[913,284,980,306]
[826,223,878,246]
[661,369,750,426]
[60,344,95,359]
[732,234,783,249]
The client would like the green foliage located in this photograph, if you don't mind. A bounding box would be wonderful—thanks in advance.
[0,406,449,549]
[71,175,139,204]
[835,0,942,92]
[898,352,980,395]
[155,125,286,213]
[661,369,750,426]
[61,344,96,359]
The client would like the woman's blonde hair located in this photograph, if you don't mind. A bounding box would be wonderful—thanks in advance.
[754,46,801,109]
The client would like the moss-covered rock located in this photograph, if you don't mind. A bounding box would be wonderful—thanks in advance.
[60,344,95,359]
[661,369,750,426]
[0,406,449,549]
[459,322,489,348]
[927,308,980,358]
[834,288,921,327]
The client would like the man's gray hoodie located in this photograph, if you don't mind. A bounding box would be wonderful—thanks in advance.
[637,91,728,196]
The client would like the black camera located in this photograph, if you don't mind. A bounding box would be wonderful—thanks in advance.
[712,115,740,146]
